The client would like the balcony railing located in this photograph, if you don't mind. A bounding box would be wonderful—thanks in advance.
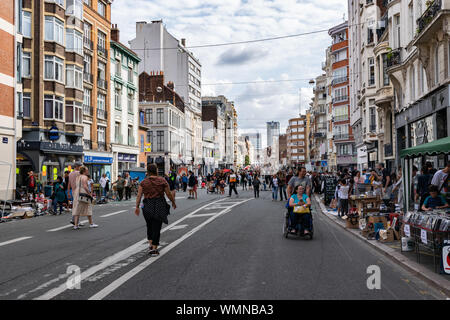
[387,48,402,68]
[98,142,106,151]
[417,0,441,35]
[97,108,107,120]
[331,76,348,86]
[83,72,93,83]
[333,133,352,141]
[314,132,326,138]
[318,123,327,130]
[83,38,93,50]
[83,139,92,150]
[83,104,93,116]
[384,143,393,157]
[332,95,348,104]
[334,114,349,122]
[97,78,107,90]
[97,45,107,57]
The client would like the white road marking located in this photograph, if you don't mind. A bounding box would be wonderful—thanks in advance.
[88,198,253,300]
[46,220,89,232]
[33,198,227,300]
[100,210,127,218]
[168,224,188,230]
[0,236,33,247]
[188,213,218,218]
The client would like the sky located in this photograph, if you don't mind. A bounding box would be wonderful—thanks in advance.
[112,0,348,148]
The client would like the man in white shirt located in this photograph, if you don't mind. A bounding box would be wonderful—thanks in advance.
[431,162,449,194]
[338,179,350,218]
[99,174,109,198]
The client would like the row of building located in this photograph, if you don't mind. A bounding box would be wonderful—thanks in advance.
[308,0,450,173]
[0,0,257,199]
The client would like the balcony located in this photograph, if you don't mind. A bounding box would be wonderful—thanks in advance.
[97,78,107,90]
[387,48,402,68]
[332,95,348,104]
[314,132,326,138]
[83,139,92,150]
[97,108,107,120]
[83,38,93,50]
[97,45,107,57]
[417,0,442,35]
[318,122,327,130]
[384,143,393,157]
[331,76,348,86]
[333,133,352,141]
[83,104,93,116]
[83,72,93,84]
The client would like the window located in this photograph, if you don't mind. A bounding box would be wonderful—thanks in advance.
[44,55,64,82]
[368,57,375,86]
[128,68,133,83]
[157,131,164,151]
[44,16,64,45]
[409,3,414,40]
[83,88,91,106]
[145,109,153,124]
[114,89,121,110]
[140,135,144,152]
[83,22,92,46]
[369,107,376,132]
[23,93,31,118]
[66,101,82,124]
[420,63,425,95]
[115,122,121,143]
[147,131,153,148]
[127,94,133,113]
[22,11,31,38]
[128,126,133,145]
[334,105,348,121]
[98,126,105,142]
[83,54,91,74]
[44,95,64,120]
[84,0,91,5]
[97,31,106,51]
[382,53,390,86]
[98,1,106,17]
[156,108,164,124]
[49,0,64,6]
[115,59,121,76]
[338,144,350,155]
[97,61,105,80]
[394,15,401,49]
[435,45,439,85]
[66,65,83,89]
[410,65,415,101]
[22,52,31,77]
[66,29,83,55]
[97,93,105,119]
[67,0,83,19]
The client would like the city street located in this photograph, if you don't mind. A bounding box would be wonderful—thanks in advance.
[0,189,446,300]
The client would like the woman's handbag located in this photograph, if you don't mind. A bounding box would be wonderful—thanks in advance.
[293,205,310,214]
[78,178,92,204]
[143,198,170,224]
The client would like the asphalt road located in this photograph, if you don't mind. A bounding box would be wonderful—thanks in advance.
[0,188,447,300]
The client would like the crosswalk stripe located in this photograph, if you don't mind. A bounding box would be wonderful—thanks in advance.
[0,236,33,247]
[168,224,188,230]
[47,220,89,232]
[188,213,218,218]
[100,210,127,218]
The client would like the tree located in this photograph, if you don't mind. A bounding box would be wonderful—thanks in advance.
[245,155,250,166]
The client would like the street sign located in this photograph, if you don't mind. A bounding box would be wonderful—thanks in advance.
[321,160,328,167]
[144,143,151,152]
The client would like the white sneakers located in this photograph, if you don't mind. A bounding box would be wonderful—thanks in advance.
[90,224,98,228]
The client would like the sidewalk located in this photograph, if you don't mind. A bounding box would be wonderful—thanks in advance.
[313,194,450,297]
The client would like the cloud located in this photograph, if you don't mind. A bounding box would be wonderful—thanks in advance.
[217,47,268,65]
[112,0,348,147]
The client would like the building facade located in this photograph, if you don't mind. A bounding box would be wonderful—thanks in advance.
[266,121,280,147]
[286,116,307,166]
[109,24,140,181]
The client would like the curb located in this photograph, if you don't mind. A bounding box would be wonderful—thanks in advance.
[313,194,450,298]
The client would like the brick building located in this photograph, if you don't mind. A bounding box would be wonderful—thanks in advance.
[286,116,307,166]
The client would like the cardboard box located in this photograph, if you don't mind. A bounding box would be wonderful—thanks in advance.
[367,216,388,228]
[379,229,395,243]
[346,217,360,229]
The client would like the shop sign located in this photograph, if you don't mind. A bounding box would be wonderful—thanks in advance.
[84,156,113,164]
[144,143,152,153]
[2,137,8,144]
[404,224,411,237]
[118,153,137,162]
[48,126,60,141]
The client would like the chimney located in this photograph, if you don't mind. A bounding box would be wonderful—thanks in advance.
[181,38,186,47]
[111,24,119,42]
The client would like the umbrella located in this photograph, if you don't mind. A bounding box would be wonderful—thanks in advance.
[223,169,231,173]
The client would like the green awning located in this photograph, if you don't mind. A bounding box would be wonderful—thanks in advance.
[400,136,450,158]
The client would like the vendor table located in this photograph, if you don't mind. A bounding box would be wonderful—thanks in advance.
[349,195,381,218]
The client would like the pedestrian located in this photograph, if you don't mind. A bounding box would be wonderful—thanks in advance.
[26,170,36,198]
[415,166,433,210]
[278,171,287,201]
[252,174,261,198]
[272,174,279,201]
[52,176,65,215]
[99,173,109,199]
[338,179,349,217]
[430,161,450,196]
[182,174,188,192]
[187,171,196,199]
[112,175,125,201]
[72,166,98,230]
[228,169,239,197]
[168,170,177,199]
[67,163,84,226]
[124,173,132,200]
[287,167,312,198]
[135,164,177,256]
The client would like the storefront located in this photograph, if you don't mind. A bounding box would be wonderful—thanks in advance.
[83,153,113,183]
[116,153,138,179]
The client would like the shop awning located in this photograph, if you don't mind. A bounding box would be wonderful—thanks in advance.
[400,136,450,158]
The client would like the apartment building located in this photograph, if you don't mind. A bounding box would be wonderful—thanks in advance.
[245,132,262,165]
[109,24,140,181]
[309,74,328,170]
[130,20,203,173]
[82,0,113,181]
[286,116,307,166]
[139,72,186,175]
[16,0,87,187]
[0,1,18,198]
[266,121,280,147]
[202,120,216,174]
[329,21,356,171]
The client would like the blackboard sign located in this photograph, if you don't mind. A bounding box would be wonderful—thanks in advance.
[324,176,338,206]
